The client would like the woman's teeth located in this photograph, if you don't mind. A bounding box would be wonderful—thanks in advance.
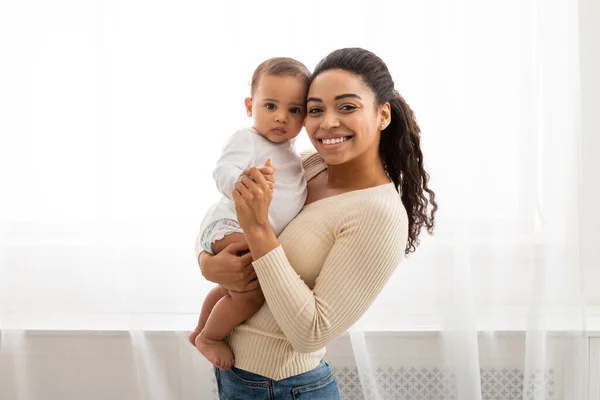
[320,137,349,145]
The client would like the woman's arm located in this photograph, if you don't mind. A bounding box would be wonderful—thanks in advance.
[232,168,408,353]
[197,243,258,292]
[250,202,408,353]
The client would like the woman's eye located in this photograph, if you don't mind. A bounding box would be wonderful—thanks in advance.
[308,108,323,114]
[340,105,356,111]
[265,103,276,110]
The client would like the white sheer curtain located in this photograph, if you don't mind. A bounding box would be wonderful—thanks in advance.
[347,0,590,398]
[0,0,595,399]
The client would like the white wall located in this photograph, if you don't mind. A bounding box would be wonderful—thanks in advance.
[579,0,600,303]
[0,331,591,400]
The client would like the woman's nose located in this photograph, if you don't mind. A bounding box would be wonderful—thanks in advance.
[320,113,340,130]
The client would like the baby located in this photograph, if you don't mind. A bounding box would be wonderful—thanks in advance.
[189,57,309,369]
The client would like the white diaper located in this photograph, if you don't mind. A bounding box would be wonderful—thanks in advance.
[200,218,244,254]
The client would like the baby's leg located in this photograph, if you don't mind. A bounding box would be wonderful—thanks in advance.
[188,233,244,347]
[196,287,264,370]
[188,286,228,346]
[210,232,247,255]
[195,233,265,370]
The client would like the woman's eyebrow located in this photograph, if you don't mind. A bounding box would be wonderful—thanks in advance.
[334,93,361,101]
[307,94,362,103]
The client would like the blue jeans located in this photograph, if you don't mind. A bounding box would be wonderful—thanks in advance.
[213,360,341,399]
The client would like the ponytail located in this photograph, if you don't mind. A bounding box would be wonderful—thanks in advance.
[380,91,437,255]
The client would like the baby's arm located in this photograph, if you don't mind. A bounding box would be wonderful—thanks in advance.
[213,130,256,200]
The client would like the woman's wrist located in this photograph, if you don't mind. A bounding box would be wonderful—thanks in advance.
[245,225,279,260]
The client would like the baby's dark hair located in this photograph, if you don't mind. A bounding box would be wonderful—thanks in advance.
[250,57,310,97]
[310,48,437,255]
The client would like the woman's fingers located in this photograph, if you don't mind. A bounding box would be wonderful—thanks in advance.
[233,179,253,199]
[232,184,241,201]
[242,166,274,175]
[239,175,254,190]
[236,169,270,197]
[247,168,269,187]
[244,279,260,292]
[223,241,249,256]
[245,270,257,282]
[242,166,275,177]
[259,168,275,182]
[258,169,274,180]
[239,252,254,269]
[240,163,276,194]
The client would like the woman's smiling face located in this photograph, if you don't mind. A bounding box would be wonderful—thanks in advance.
[304,69,386,166]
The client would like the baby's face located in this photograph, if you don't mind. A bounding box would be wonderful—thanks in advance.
[248,75,307,143]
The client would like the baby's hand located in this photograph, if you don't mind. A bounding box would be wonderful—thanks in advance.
[263,158,275,170]
[240,158,276,191]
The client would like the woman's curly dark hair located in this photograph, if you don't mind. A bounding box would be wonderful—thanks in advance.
[310,48,437,254]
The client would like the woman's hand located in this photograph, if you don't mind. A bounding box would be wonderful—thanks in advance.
[240,158,276,192]
[233,159,275,234]
[198,242,258,292]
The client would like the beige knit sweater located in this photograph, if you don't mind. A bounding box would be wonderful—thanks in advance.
[197,152,408,380]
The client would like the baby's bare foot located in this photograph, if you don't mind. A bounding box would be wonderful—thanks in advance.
[188,327,202,347]
[195,331,234,370]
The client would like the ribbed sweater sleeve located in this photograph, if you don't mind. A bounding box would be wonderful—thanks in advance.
[252,196,408,353]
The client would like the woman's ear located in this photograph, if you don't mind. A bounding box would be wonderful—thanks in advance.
[379,102,391,130]
[245,97,253,117]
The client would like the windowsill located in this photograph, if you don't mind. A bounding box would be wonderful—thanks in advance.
[2,308,600,337]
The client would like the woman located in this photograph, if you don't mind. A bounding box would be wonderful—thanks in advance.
[196,47,437,399]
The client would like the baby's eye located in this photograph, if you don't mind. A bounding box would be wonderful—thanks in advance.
[265,103,276,110]
[289,107,302,114]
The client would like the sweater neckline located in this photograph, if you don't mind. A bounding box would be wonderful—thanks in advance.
[302,182,396,209]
